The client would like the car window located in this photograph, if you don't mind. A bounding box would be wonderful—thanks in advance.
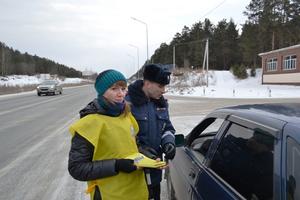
[210,123,275,200]
[202,118,224,134]
[286,137,300,200]
[190,118,224,162]
[42,80,56,85]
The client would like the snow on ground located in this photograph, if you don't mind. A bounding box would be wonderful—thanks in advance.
[0,75,84,87]
[1,69,300,98]
[167,69,300,98]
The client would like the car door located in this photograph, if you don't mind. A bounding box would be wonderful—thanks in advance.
[169,116,227,200]
[282,123,300,200]
[168,146,202,200]
[188,118,242,200]
[197,116,279,200]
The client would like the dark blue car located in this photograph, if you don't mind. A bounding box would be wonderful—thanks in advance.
[166,103,300,200]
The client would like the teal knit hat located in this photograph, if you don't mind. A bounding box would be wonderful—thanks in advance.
[94,69,127,96]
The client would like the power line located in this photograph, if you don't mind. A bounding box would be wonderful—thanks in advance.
[200,0,227,19]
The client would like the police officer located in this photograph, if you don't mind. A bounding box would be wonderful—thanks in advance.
[126,64,176,200]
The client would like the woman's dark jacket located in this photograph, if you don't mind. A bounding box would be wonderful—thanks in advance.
[68,99,118,182]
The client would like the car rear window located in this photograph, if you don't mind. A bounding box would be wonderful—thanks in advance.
[42,81,56,84]
[286,137,300,200]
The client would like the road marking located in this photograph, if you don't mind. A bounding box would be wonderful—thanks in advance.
[0,116,78,178]
[0,93,75,116]
[0,84,91,100]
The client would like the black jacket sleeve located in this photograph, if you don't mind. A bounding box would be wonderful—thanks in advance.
[68,133,118,181]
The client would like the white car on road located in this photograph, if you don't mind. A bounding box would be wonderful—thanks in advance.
[36,80,63,96]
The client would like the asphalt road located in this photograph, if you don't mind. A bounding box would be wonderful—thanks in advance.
[0,85,298,200]
[0,85,96,200]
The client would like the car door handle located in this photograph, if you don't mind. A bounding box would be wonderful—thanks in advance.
[189,171,196,179]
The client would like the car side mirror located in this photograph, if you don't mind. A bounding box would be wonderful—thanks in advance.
[175,134,185,147]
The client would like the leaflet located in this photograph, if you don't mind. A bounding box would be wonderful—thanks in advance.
[126,153,166,168]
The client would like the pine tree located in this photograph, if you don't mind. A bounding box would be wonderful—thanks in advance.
[211,19,239,70]
[239,22,260,68]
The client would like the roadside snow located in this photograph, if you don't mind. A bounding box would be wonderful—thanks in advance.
[167,69,300,98]
[0,75,84,87]
[1,69,300,98]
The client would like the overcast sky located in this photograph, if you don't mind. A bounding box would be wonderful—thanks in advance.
[0,0,249,77]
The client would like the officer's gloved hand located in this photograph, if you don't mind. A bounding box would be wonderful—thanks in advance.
[163,143,176,160]
[115,159,137,173]
[138,145,158,159]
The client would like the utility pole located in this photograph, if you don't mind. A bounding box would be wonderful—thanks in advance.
[272,31,275,50]
[202,38,209,87]
[206,38,209,87]
[173,39,204,71]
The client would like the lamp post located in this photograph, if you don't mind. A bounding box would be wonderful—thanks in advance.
[127,54,135,77]
[129,44,140,79]
[131,17,149,64]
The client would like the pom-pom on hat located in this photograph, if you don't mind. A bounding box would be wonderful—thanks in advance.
[94,69,127,96]
[143,64,171,85]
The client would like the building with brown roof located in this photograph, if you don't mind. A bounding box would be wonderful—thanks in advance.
[259,44,300,85]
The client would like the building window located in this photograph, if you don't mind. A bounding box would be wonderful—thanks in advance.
[267,58,277,71]
[283,55,297,70]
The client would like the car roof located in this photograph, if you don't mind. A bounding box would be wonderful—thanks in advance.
[214,103,300,126]
[186,103,300,146]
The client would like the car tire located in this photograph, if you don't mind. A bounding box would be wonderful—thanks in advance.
[166,169,177,200]
[37,92,41,96]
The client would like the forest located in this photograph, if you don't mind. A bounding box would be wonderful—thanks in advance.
[151,0,300,71]
[0,42,82,77]
[1,0,300,77]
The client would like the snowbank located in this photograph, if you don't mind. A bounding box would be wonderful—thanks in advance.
[0,75,84,87]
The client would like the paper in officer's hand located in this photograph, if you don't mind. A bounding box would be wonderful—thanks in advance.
[126,153,166,168]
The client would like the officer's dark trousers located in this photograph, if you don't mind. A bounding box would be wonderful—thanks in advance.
[149,184,161,200]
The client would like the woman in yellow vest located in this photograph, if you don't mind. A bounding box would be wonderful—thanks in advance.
[68,69,148,200]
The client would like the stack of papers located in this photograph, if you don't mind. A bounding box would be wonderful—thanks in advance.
[126,153,166,168]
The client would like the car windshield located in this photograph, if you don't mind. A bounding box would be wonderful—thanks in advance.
[41,80,56,85]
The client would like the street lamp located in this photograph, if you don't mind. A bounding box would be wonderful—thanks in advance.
[131,17,149,63]
[127,54,135,77]
[129,44,140,79]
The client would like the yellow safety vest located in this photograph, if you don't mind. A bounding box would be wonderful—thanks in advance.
[69,113,148,200]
